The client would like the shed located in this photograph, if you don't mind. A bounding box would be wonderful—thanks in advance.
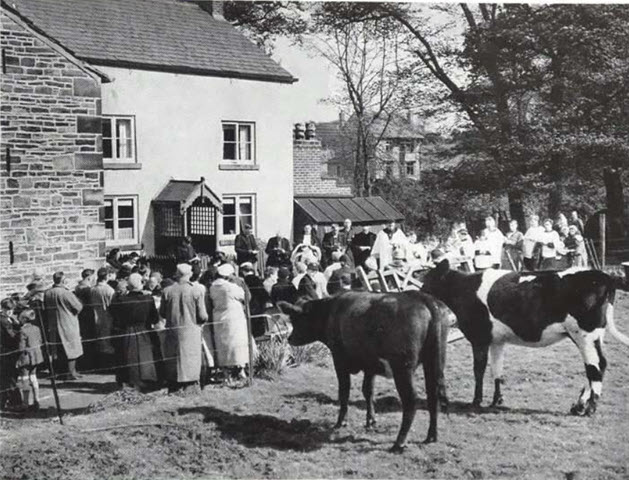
[293,195,404,240]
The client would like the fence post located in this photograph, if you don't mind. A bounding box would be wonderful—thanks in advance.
[35,306,64,425]
[599,213,606,268]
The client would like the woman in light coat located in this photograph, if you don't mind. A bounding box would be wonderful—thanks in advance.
[209,263,251,379]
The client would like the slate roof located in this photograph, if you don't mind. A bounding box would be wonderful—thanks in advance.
[316,113,424,146]
[3,0,296,83]
[294,196,404,225]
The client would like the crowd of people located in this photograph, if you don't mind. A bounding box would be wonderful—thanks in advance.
[0,211,589,412]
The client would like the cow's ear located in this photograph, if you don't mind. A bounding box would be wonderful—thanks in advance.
[435,258,450,277]
[277,301,302,316]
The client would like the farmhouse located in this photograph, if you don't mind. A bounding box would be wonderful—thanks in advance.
[1,0,297,294]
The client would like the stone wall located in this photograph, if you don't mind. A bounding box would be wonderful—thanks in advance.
[0,10,105,296]
[293,138,353,197]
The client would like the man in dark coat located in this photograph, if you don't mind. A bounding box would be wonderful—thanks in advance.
[351,225,376,268]
[327,255,355,296]
[175,236,196,264]
[265,232,291,268]
[271,267,297,305]
[234,224,258,267]
[74,269,95,369]
[240,263,270,337]
[110,273,162,389]
[0,298,21,409]
[322,224,344,268]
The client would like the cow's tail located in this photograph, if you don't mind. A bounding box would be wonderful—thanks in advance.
[606,296,629,347]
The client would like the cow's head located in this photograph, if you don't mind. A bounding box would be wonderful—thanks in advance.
[420,259,451,299]
[278,299,327,346]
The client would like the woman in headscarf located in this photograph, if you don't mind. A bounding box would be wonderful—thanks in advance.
[110,273,162,390]
[209,263,251,380]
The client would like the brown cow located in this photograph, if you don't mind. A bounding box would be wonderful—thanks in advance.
[279,290,451,452]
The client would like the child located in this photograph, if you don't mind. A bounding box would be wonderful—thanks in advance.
[15,309,44,411]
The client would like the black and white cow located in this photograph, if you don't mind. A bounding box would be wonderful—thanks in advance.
[421,260,629,415]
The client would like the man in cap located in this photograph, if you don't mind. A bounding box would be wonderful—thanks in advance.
[160,263,208,392]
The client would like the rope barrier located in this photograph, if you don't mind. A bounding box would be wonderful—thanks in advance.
[0,317,276,359]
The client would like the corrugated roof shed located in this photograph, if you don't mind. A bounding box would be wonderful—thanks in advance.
[4,0,296,83]
[295,196,404,225]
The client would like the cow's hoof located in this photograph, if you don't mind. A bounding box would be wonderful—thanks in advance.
[439,398,450,414]
[470,400,483,411]
[570,403,586,416]
[583,401,597,417]
[423,435,437,444]
[490,396,504,408]
[333,420,348,429]
[389,443,406,454]
[365,418,377,430]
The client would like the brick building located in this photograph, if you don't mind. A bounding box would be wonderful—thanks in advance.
[1,5,110,296]
[292,123,403,242]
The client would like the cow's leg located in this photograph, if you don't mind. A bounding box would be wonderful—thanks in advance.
[489,342,506,407]
[472,344,489,407]
[423,358,439,444]
[362,372,377,429]
[568,327,606,416]
[389,366,417,453]
[333,358,351,428]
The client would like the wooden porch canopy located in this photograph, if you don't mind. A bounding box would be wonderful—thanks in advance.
[152,178,222,255]
[294,195,404,226]
[153,178,222,215]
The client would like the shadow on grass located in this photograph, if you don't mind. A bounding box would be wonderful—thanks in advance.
[285,391,566,417]
[178,405,335,452]
[0,405,87,420]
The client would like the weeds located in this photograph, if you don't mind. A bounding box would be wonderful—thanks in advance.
[254,336,330,379]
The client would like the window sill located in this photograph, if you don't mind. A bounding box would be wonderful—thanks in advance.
[219,239,235,247]
[219,163,259,171]
[105,241,141,251]
[104,162,142,170]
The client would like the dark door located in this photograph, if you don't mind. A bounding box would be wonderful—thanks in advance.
[186,197,217,255]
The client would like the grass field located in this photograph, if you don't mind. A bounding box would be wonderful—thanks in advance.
[1,292,628,479]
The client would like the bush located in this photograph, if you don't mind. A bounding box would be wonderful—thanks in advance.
[254,336,331,380]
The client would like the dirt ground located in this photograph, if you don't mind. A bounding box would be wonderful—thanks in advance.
[1,292,628,479]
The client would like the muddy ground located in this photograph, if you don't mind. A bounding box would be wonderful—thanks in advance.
[1,292,628,479]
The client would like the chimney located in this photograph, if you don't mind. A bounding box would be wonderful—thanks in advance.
[305,121,316,140]
[194,1,225,21]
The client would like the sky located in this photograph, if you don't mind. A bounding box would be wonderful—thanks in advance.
[271,37,342,124]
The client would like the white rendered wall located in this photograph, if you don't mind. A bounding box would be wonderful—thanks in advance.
[101,67,294,253]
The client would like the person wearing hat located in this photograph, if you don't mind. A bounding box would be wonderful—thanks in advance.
[209,263,251,380]
[234,224,259,268]
[265,231,292,269]
[160,264,208,391]
[351,225,376,269]
[43,272,84,380]
[297,261,328,301]
[110,273,161,390]
[74,269,96,369]
[89,267,116,367]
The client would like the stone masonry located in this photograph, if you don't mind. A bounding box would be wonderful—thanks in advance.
[1,10,106,296]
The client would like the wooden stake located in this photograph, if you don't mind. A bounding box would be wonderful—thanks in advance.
[599,213,606,268]
[244,300,254,386]
[35,305,64,425]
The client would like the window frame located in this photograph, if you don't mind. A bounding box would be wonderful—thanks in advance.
[102,115,137,163]
[221,194,256,239]
[221,121,256,164]
[405,161,416,177]
[104,195,139,246]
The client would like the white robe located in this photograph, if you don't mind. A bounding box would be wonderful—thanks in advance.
[372,229,408,268]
